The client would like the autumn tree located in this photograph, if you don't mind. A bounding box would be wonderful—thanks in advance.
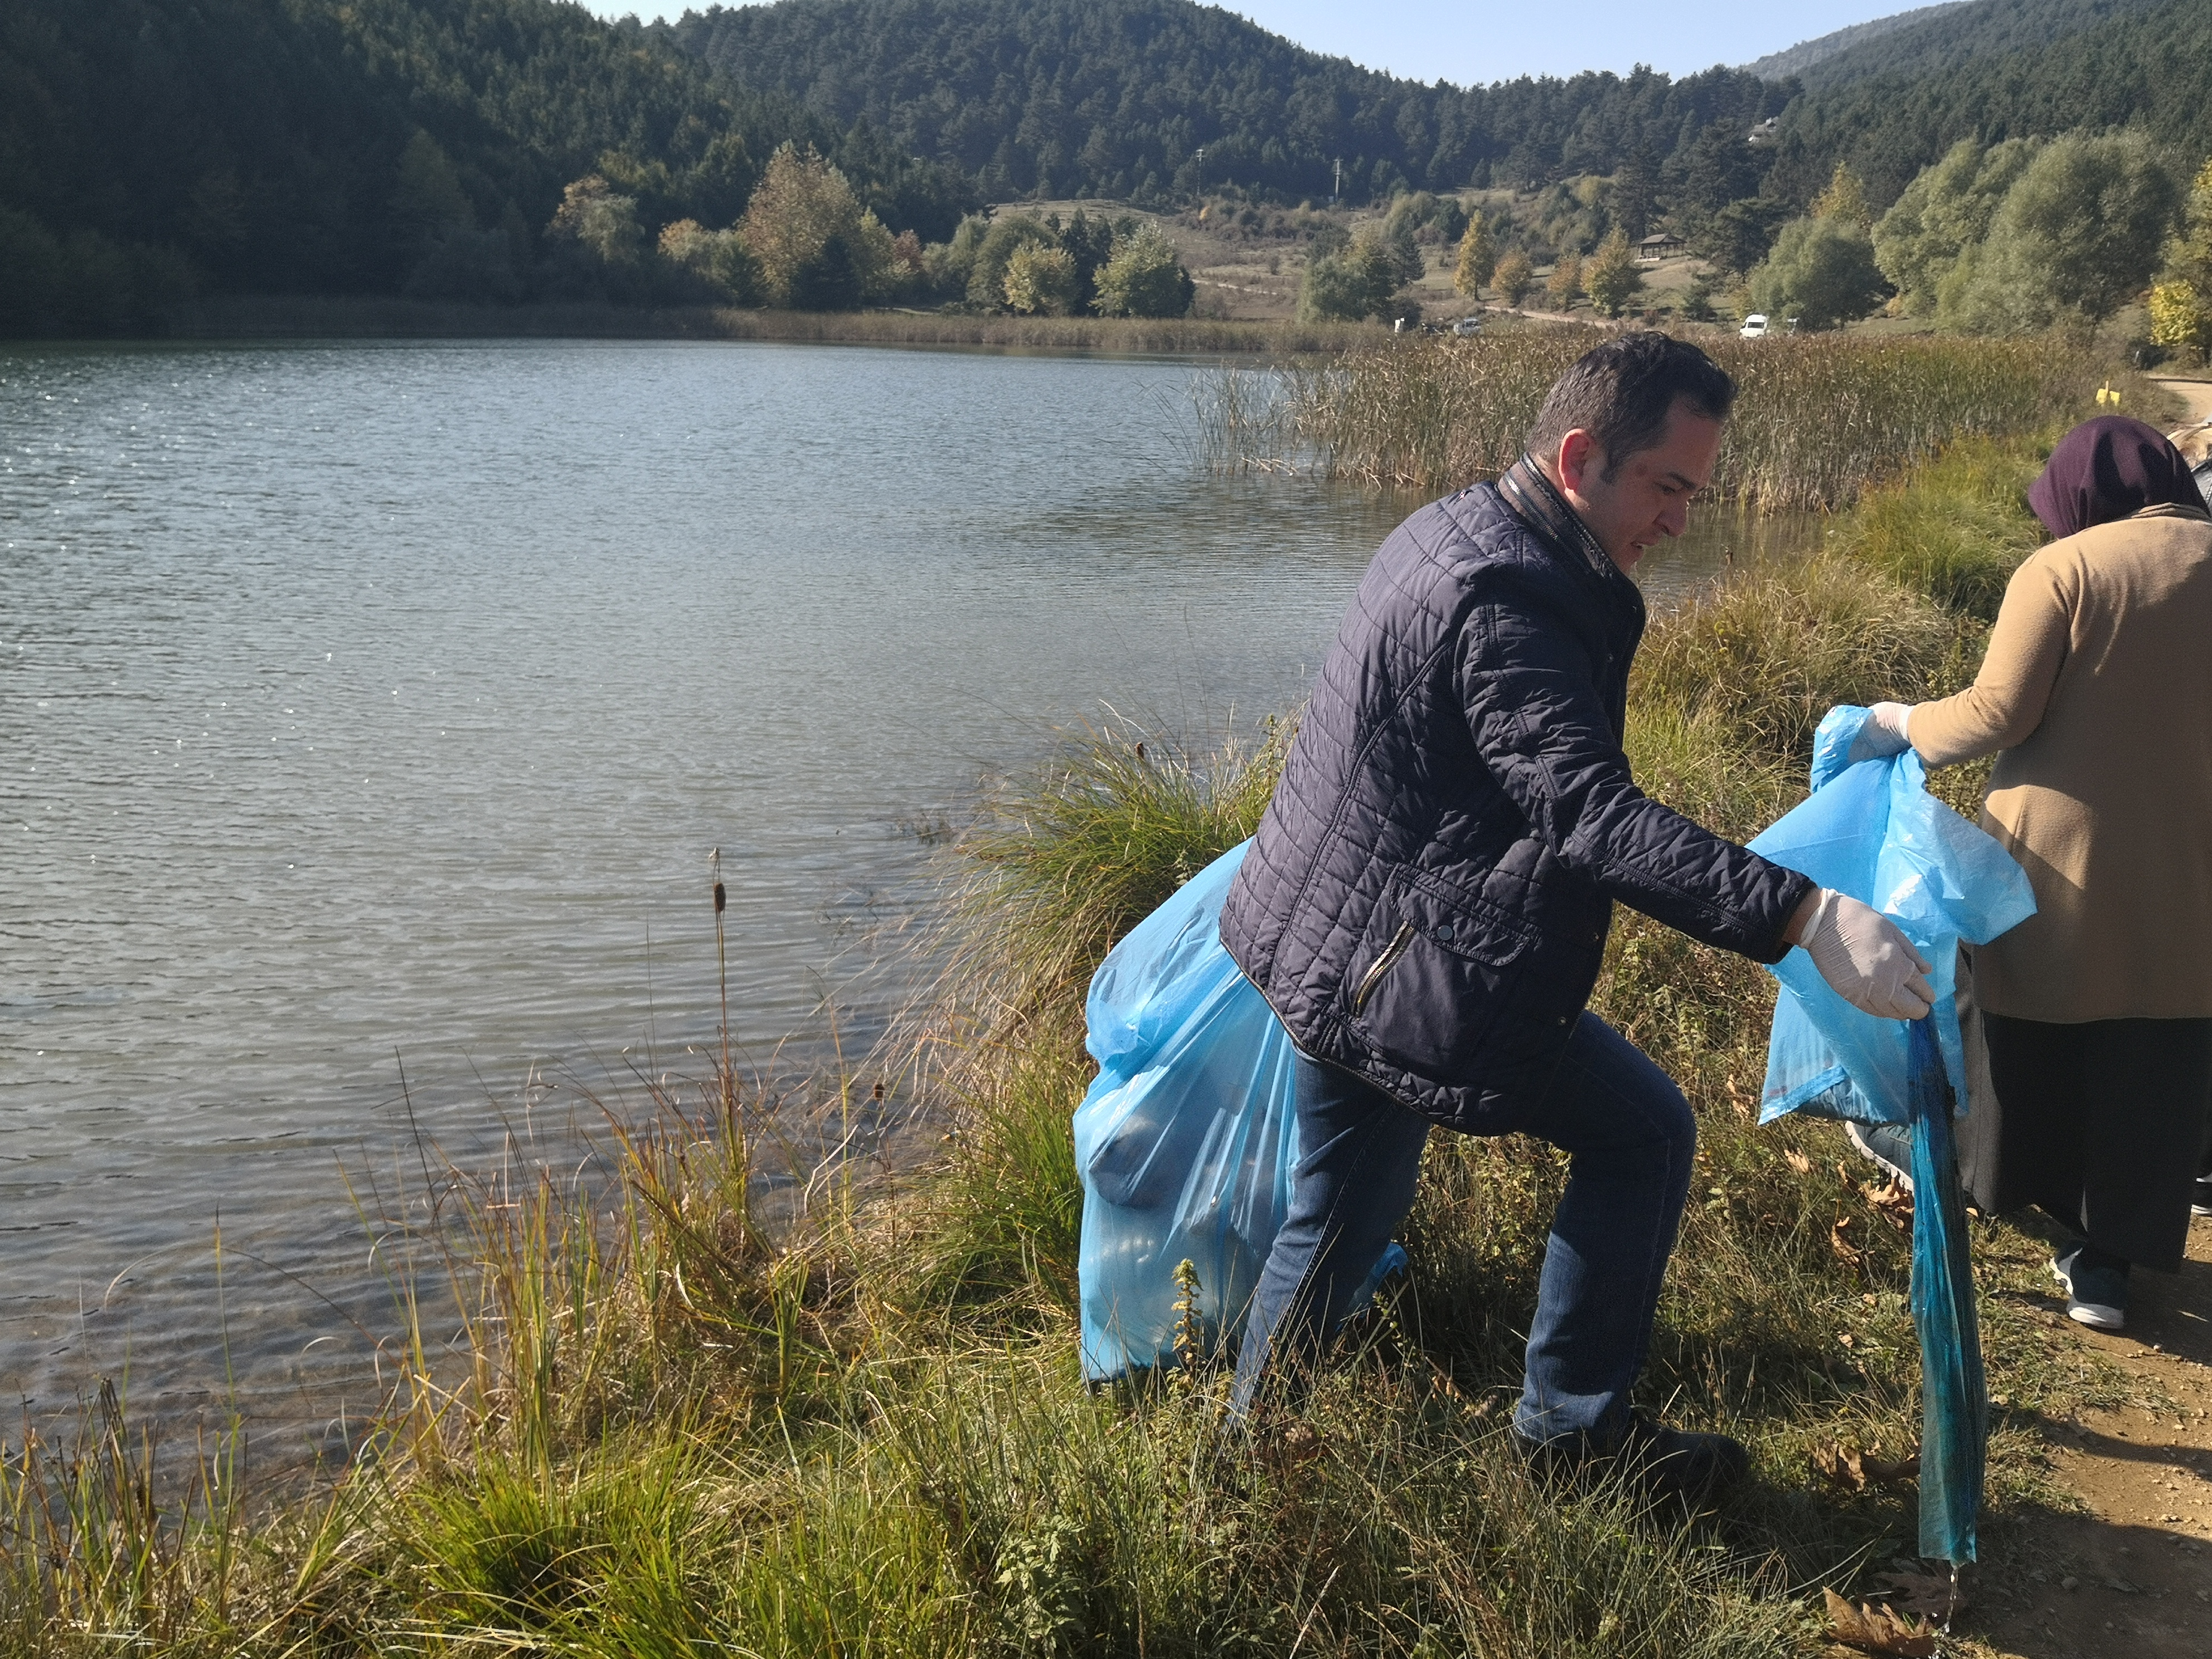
[1584,228,1643,317]
[547,175,643,266]
[1453,215,1495,297]
[1543,250,1581,311]
[738,143,895,310]
[1093,224,1195,317]
[1491,248,1533,306]
[1004,241,1079,313]
[2149,157,2212,362]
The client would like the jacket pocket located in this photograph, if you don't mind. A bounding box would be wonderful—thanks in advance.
[1346,869,1537,1078]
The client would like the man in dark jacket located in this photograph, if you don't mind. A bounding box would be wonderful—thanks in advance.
[1219,332,1932,1497]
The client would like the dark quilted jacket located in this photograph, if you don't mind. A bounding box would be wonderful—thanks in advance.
[1219,460,1813,1131]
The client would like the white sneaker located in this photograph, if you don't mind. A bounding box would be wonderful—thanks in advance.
[2051,1248,2127,1331]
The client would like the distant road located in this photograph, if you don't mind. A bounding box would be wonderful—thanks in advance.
[2151,376,2212,426]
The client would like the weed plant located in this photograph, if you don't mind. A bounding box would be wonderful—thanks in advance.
[1206,327,2128,511]
[0,455,2135,1656]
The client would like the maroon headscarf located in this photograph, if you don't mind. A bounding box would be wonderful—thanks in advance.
[2028,415,2209,540]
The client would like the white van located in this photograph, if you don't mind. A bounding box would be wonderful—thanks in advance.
[1739,314,1769,339]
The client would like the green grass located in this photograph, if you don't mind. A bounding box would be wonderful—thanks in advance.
[0,449,2143,1657]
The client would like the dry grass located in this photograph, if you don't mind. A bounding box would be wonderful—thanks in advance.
[166,294,1374,355]
[1205,326,2135,511]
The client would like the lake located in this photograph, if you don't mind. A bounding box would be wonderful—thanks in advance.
[0,337,1779,1454]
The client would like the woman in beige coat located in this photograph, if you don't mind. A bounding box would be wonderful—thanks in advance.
[1854,416,2212,1331]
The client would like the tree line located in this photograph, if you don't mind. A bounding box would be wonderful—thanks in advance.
[6,0,2210,333]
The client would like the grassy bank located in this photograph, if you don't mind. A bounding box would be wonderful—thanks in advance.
[153,295,1374,356]
[1204,327,2138,511]
[2,444,2132,1656]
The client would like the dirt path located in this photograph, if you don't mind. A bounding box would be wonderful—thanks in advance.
[1961,1212,2212,1657]
[2148,377,2212,428]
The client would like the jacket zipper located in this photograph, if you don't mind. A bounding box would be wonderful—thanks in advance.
[1351,921,1416,1015]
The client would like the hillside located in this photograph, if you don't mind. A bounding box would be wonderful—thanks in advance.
[661,0,1786,206]
[1761,0,2169,94]
[1768,0,2212,206]
[1742,3,1963,83]
[0,0,971,327]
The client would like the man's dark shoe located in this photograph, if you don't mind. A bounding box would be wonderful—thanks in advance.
[2051,1245,2128,1330]
[1521,1411,1749,1506]
[2192,1175,2212,1217]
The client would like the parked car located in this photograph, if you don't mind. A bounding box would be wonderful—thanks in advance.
[1739,314,1768,339]
[1451,314,1483,336]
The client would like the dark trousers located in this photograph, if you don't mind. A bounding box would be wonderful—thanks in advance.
[1966,1014,2212,1274]
[1230,1011,1696,1447]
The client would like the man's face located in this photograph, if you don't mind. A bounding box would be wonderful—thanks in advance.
[1551,400,1724,574]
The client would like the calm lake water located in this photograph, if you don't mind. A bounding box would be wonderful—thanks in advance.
[0,338,1787,1454]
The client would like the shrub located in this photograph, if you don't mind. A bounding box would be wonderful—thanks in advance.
[1092,225,1194,318]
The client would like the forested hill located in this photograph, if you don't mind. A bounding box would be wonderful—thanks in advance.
[1742,4,1963,84]
[1767,0,2212,206]
[0,0,969,325]
[1756,0,2169,95]
[661,0,1788,205]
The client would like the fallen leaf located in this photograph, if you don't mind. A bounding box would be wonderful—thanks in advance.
[1831,1214,1864,1268]
[1823,1588,1937,1657]
[1865,1567,1959,1619]
[1812,1444,1867,1490]
[1786,1149,1812,1173]
[1865,1180,1914,1229]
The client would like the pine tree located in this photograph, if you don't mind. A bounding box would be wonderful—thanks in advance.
[1453,215,1495,297]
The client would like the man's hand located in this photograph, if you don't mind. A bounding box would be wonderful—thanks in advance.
[1846,702,1914,764]
[1787,887,1934,1021]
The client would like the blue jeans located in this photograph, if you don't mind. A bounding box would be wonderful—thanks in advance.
[1230,1011,1697,1447]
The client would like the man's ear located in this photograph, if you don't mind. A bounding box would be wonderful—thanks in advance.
[1556,429,1597,496]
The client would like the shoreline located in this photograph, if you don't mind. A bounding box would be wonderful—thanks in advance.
[137,295,1380,356]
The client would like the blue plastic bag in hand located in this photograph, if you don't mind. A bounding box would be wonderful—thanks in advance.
[1075,842,1401,1383]
[1750,707,2037,1125]
[1748,705,2035,1564]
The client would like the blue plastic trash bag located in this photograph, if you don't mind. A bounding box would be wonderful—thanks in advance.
[1075,841,1403,1383]
[1748,705,2037,1564]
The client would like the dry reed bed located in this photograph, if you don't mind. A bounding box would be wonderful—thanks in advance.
[166,294,1372,355]
[1206,327,2123,511]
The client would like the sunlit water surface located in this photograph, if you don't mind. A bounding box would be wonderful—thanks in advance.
[0,338,1795,1454]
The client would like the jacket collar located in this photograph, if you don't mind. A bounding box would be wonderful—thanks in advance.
[1498,455,1647,628]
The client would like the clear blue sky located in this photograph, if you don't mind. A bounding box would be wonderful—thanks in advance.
[583,1,1915,83]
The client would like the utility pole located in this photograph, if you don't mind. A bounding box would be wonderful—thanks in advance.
[1333,157,1341,202]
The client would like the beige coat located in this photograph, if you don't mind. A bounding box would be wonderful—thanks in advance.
[1910,503,2212,1022]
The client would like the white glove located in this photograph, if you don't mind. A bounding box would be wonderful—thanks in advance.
[1794,888,1934,1021]
[1846,702,1914,764]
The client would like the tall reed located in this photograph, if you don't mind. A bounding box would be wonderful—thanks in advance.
[1205,327,2123,511]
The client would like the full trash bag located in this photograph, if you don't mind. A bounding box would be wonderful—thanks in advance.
[1748,705,2038,1564]
[1075,841,1403,1383]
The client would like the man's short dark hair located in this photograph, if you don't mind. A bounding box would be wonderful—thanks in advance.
[1525,332,1736,482]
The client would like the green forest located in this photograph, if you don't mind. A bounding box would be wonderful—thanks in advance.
[3,0,2211,333]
